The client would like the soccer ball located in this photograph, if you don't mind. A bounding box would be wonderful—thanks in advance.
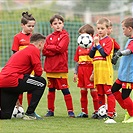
[77,33,93,48]
[98,104,107,117]
[12,106,24,118]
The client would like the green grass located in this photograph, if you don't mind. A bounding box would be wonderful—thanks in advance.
[0,70,133,133]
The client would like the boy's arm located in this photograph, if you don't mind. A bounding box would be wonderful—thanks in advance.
[73,62,79,82]
[111,49,131,65]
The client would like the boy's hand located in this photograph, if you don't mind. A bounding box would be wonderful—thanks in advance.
[111,51,122,65]
[73,73,77,82]
[90,73,94,82]
[93,36,99,46]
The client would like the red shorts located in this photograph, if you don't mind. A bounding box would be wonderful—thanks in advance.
[116,79,133,89]
[47,78,69,90]
[96,84,112,95]
[77,64,94,89]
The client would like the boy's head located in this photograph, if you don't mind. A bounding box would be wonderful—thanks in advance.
[50,14,64,32]
[121,17,133,37]
[21,12,36,34]
[107,21,113,36]
[30,33,46,51]
[78,24,94,37]
[96,17,110,38]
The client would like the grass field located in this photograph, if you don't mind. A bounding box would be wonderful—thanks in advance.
[0,70,133,133]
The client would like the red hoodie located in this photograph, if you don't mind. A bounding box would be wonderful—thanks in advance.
[43,29,69,73]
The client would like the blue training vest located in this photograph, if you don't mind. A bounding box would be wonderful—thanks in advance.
[118,38,133,82]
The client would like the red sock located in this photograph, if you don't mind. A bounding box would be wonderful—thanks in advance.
[124,97,133,116]
[107,94,116,118]
[80,90,88,114]
[98,95,105,107]
[18,94,23,105]
[64,94,74,112]
[90,90,99,112]
[47,91,55,112]
[27,93,32,106]
[113,91,126,109]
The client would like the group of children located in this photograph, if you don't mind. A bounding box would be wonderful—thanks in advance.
[11,11,133,123]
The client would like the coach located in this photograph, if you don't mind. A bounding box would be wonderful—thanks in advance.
[0,33,46,120]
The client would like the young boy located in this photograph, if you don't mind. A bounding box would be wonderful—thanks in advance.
[0,33,46,120]
[43,14,75,117]
[12,11,36,107]
[111,17,133,123]
[89,17,116,123]
[73,24,99,118]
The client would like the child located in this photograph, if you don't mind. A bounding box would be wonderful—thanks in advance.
[11,11,36,107]
[73,24,99,118]
[111,17,133,123]
[89,17,116,123]
[43,14,75,117]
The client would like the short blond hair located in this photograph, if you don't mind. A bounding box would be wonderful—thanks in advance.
[96,17,110,28]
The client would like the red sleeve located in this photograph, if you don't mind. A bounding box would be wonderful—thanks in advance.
[113,38,120,49]
[102,38,113,55]
[127,40,133,53]
[12,36,19,52]
[74,47,79,62]
[31,48,43,76]
[46,35,69,53]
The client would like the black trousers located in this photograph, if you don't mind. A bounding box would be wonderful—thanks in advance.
[0,74,46,119]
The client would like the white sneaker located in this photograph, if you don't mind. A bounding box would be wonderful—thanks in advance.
[104,117,116,124]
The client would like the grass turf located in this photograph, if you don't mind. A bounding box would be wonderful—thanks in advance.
[0,70,133,133]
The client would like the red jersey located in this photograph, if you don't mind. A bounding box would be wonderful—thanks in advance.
[0,44,42,87]
[43,29,69,73]
[112,38,120,50]
[12,32,32,52]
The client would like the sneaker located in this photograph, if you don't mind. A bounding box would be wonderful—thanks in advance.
[98,114,107,119]
[104,116,116,124]
[122,111,130,122]
[91,112,99,119]
[45,110,54,117]
[122,116,133,123]
[23,112,43,120]
[68,111,75,118]
[76,112,88,118]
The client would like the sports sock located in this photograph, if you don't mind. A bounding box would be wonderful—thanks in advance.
[90,90,99,112]
[80,90,88,114]
[47,91,55,112]
[123,97,133,116]
[113,91,126,109]
[27,93,32,106]
[64,94,74,112]
[18,94,23,105]
[107,94,116,118]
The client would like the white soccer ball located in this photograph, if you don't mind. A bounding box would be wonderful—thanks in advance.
[12,106,24,118]
[98,104,107,117]
[77,33,93,48]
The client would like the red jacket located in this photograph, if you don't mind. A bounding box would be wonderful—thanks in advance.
[0,44,43,87]
[43,29,69,73]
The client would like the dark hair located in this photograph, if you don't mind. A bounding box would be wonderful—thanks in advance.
[78,24,94,36]
[96,17,110,28]
[122,17,133,28]
[21,11,35,25]
[30,33,46,43]
[49,14,64,24]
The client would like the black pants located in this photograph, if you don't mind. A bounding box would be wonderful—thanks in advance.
[0,74,46,119]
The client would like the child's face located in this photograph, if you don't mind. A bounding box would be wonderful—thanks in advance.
[122,22,132,37]
[107,26,113,36]
[96,23,108,38]
[51,18,64,32]
[21,20,36,34]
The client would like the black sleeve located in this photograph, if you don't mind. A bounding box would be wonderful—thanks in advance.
[96,44,107,57]
[89,47,96,58]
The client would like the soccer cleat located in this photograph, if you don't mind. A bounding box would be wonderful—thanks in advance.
[68,111,75,118]
[122,111,130,122]
[98,114,107,119]
[122,116,133,123]
[91,112,99,119]
[23,112,43,120]
[76,112,88,118]
[104,116,116,124]
[45,110,54,117]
